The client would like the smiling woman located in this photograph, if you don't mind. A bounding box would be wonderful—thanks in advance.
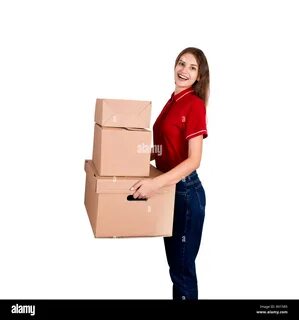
[130,47,210,300]
[175,54,199,92]
[174,47,210,102]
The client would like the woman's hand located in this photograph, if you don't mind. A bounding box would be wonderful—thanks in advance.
[129,178,161,199]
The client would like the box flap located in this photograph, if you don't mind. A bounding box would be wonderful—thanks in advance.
[95,124,150,132]
[95,99,151,129]
[84,160,172,194]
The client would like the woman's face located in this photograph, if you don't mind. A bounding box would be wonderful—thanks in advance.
[174,53,199,92]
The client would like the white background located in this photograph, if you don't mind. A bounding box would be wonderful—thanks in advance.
[0,0,298,299]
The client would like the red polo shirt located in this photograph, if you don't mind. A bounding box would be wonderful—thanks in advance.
[153,88,208,173]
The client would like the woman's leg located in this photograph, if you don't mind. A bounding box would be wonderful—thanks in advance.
[164,179,206,300]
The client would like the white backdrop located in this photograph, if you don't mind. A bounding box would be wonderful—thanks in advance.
[0,0,298,299]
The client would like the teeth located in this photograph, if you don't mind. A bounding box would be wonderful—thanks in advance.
[178,74,188,80]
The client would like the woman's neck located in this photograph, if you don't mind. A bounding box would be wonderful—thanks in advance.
[174,86,192,95]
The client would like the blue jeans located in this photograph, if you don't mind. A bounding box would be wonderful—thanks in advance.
[164,171,206,300]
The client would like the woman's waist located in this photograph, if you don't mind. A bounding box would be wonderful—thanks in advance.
[176,170,202,189]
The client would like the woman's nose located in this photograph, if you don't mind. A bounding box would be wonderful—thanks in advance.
[180,65,188,73]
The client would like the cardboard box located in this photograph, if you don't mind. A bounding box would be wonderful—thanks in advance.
[92,124,151,177]
[84,160,175,238]
[95,98,151,129]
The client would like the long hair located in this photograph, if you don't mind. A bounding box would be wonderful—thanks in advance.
[175,47,210,105]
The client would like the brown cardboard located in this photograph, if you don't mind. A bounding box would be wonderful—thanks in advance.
[92,124,151,177]
[95,98,151,129]
[84,160,175,238]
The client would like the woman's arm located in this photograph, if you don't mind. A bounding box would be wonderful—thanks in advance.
[130,135,203,198]
[154,135,203,188]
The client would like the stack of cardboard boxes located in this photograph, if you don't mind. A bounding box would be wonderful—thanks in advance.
[84,98,175,238]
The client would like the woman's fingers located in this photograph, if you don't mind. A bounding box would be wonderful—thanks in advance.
[129,180,143,191]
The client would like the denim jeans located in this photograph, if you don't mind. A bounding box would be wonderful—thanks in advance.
[164,171,206,300]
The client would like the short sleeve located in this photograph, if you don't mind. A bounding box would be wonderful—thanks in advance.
[185,99,208,139]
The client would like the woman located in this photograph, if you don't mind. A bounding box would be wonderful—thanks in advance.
[130,47,210,300]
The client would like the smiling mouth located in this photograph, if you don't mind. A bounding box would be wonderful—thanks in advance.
[178,73,189,80]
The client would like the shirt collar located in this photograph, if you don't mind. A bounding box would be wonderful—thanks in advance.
[172,87,194,102]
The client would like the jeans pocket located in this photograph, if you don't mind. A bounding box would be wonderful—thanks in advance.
[175,182,187,196]
[175,190,187,196]
[195,185,206,212]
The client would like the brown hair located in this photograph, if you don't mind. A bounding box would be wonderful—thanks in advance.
[175,47,210,105]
